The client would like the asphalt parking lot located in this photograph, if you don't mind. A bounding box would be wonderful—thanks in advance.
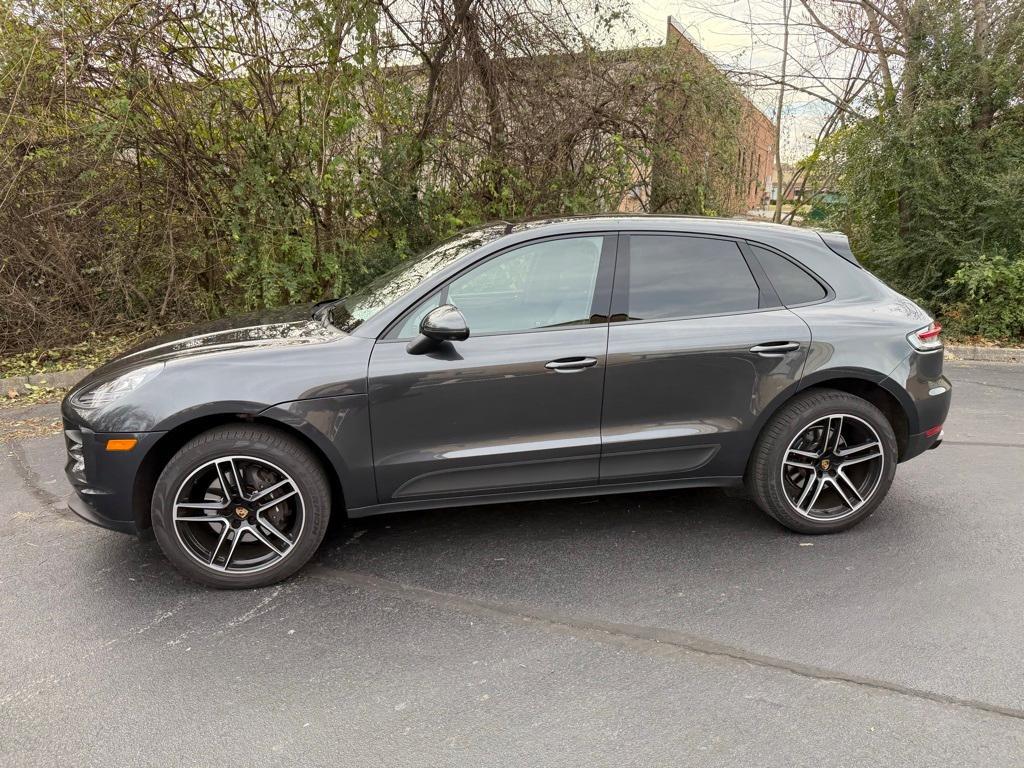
[2,359,1023,766]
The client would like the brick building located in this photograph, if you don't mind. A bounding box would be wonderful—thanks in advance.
[620,18,775,214]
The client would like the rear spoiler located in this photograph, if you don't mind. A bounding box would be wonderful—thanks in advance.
[818,232,862,268]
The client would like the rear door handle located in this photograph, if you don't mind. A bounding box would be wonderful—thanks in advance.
[545,357,598,373]
[749,341,801,356]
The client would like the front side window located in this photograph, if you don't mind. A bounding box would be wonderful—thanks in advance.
[392,291,442,339]
[623,235,760,321]
[394,236,605,338]
[328,224,508,332]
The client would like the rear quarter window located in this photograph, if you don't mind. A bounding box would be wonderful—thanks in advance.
[750,245,827,306]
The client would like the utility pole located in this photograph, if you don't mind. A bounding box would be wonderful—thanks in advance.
[773,0,791,223]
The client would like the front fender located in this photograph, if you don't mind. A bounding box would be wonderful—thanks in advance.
[259,395,376,509]
[62,334,373,433]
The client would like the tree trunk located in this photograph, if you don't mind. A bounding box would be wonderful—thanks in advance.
[463,9,508,206]
[971,0,994,136]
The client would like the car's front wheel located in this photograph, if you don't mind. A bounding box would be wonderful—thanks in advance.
[152,425,331,588]
[747,389,898,534]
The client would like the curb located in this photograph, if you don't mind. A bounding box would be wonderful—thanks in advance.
[0,367,89,396]
[945,345,1024,363]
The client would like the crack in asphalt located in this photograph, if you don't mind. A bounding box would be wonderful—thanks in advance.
[309,565,1024,725]
[952,378,1024,395]
[5,442,63,509]
[943,440,1024,449]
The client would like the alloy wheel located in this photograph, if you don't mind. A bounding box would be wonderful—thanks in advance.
[172,455,305,574]
[780,414,885,522]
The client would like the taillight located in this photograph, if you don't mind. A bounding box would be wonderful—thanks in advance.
[907,321,943,351]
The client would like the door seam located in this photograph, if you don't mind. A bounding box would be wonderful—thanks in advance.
[597,232,623,483]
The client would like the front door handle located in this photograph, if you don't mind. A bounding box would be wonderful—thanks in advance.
[749,341,801,356]
[545,357,598,373]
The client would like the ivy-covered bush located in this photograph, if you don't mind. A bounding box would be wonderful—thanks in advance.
[945,253,1024,341]
[0,0,750,355]
[807,0,1024,341]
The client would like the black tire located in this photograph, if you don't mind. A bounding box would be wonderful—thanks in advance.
[746,388,898,534]
[152,425,331,588]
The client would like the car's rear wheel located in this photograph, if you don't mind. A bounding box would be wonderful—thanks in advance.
[152,425,331,588]
[747,389,898,534]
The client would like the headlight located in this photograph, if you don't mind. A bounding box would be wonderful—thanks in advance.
[71,363,164,409]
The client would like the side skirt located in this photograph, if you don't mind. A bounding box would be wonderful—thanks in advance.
[346,475,744,519]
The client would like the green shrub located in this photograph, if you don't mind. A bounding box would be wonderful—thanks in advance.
[944,253,1024,341]
[803,0,1024,343]
[0,0,753,355]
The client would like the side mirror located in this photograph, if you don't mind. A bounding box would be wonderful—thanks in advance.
[407,304,469,354]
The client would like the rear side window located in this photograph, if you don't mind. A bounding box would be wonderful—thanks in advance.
[623,235,760,321]
[751,245,827,305]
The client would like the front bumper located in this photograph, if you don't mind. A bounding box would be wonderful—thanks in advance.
[63,422,164,535]
[68,489,138,534]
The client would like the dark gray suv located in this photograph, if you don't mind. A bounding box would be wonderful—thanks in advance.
[63,216,951,587]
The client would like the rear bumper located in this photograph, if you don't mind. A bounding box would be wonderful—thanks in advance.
[904,427,945,461]
[892,357,951,462]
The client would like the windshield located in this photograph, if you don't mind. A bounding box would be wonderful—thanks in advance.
[328,224,509,332]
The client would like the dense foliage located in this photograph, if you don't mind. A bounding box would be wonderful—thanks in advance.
[0,0,749,354]
[811,0,1024,341]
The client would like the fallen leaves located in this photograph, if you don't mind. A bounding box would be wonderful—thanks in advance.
[0,333,139,380]
[1,385,67,409]
[0,416,63,442]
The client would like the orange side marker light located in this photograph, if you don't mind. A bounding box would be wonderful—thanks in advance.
[106,438,138,452]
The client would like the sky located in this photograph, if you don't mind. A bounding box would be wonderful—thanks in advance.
[627,0,841,162]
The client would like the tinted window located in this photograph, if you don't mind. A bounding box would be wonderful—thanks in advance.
[752,245,827,305]
[393,236,604,338]
[624,236,759,320]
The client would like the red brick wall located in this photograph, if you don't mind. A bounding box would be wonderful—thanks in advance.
[666,19,775,212]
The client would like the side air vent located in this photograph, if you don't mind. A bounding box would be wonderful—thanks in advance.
[64,427,86,482]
